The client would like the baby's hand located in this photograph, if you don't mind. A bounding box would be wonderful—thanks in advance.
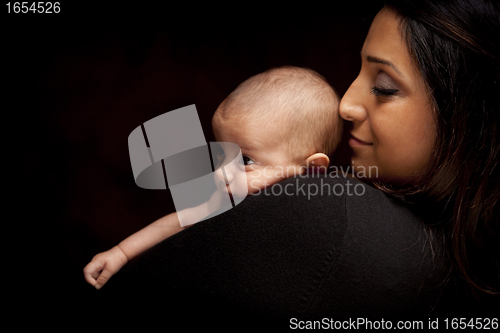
[207,190,230,212]
[83,246,128,290]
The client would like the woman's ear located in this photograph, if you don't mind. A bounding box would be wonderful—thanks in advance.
[304,153,330,173]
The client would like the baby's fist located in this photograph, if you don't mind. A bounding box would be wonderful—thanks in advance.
[83,246,128,289]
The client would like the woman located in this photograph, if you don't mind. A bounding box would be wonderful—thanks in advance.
[341,0,500,308]
[96,0,499,327]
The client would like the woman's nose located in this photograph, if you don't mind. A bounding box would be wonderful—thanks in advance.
[339,81,368,122]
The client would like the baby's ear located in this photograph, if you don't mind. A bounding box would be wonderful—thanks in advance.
[305,153,330,173]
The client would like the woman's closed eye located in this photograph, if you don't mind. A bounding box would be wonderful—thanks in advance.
[371,86,399,96]
[371,71,400,98]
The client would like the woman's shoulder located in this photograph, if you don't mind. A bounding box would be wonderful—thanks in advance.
[245,175,446,318]
[245,174,430,221]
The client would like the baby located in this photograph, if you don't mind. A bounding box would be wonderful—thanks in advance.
[83,66,342,289]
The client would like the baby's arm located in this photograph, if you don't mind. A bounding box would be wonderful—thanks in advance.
[83,190,229,289]
[83,212,185,289]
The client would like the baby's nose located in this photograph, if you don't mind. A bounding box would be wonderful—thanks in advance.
[224,168,234,183]
[215,167,233,184]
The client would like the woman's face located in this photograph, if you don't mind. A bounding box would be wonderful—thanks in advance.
[339,7,436,185]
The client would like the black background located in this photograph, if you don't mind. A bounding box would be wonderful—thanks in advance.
[2,1,385,326]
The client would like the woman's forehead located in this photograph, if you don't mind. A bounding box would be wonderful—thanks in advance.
[362,8,406,64]
[362,7,426,90]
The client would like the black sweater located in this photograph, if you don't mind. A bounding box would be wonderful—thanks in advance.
[97,176,482,329]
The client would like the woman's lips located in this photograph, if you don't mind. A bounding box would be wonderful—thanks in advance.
[348,134,373,147]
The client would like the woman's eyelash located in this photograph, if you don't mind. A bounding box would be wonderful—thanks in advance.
[371,86,399,96]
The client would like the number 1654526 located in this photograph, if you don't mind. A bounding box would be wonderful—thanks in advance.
[6,2,60,14]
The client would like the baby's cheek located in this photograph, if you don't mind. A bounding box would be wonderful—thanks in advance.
[246,174,264,194]
[250,171,286,193]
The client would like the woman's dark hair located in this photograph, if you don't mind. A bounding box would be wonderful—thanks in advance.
[381,0,500,300]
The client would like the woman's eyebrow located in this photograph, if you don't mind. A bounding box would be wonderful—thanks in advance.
[366,55,404,77]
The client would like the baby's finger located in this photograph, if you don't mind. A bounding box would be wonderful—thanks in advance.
[94,267,114,290]
[83,261,102,286]
[91,269,101,280]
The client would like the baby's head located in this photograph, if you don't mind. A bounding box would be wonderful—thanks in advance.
[212,66,342,195]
